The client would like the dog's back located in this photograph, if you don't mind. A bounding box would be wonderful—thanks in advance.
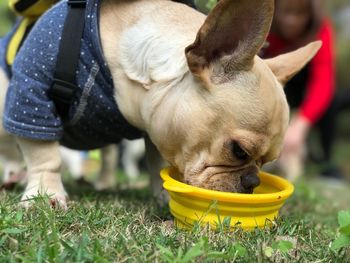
[99,0,205,84]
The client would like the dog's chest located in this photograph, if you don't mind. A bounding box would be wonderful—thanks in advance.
[62,60,143,150]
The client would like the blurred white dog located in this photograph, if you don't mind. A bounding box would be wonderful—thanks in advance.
[121,139,145,180]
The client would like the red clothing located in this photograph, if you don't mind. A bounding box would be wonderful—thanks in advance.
[264,20,336,124]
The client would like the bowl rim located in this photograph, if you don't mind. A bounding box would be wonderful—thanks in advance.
[161,167,294,203]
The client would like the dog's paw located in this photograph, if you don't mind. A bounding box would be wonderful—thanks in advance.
[20,184,68,209]
[93,173,117,191]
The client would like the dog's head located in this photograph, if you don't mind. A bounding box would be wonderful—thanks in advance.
[147,0,321,193]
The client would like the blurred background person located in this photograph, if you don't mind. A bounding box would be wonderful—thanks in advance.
[260,0,341,181]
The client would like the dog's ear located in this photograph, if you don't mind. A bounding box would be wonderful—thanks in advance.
[185,0,274,83]
[265,41,322,85]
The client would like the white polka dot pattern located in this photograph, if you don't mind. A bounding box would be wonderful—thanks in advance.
[1,0,143,150]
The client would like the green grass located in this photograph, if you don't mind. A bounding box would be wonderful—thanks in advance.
[1,136,350,262]
[0,169,349,263]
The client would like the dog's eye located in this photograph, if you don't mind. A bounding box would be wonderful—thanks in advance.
[232,142,249,161]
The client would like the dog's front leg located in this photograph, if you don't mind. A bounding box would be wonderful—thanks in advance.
[17,137,67,208]
[145,137,168,206]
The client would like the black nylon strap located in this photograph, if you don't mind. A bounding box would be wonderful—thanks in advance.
[50,0,86,120]
[14,0,40,12]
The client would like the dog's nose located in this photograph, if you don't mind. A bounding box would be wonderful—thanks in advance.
[240,173,260,192]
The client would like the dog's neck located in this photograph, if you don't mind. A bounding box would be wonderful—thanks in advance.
[99,0,205,132]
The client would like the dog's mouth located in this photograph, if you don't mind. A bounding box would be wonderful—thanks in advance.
[183,165,260,193]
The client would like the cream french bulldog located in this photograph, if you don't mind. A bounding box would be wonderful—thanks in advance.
[0,0,321,207]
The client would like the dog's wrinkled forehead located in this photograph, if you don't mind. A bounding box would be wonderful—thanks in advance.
[206,58,285,130]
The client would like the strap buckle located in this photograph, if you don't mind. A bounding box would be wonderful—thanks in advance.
[50,79,77,105]
[68,0,86,8]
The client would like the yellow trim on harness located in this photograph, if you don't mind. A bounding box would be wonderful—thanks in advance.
[9,0,57,18]
[6,18,36,66]
[6,0,58,66]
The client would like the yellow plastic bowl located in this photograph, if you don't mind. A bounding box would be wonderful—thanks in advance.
[160,167,294,230]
